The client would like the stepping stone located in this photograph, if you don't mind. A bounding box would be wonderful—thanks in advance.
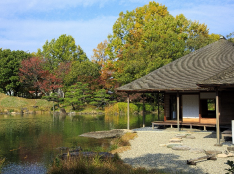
[171,137,182,140]
[217,154,228,158]
[227,152,234,157]
[159,144,167,147]
[189,148,205,154]
[186,136,195,139]
[176,134,187,138]
[205,150,222,155]
[169,140,183,143]
[167,143,183,148]
[172,146,190,151]
[227,147,234,152]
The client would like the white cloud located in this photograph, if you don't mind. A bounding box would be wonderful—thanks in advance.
[169,3,234,35]
[0,0,113,17]
[0,16,118,58]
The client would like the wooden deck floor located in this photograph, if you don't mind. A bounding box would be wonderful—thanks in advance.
[152,121,216,131]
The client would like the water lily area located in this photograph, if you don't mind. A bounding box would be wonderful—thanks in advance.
[0,113,160,174]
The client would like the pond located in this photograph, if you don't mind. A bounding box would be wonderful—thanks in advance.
[0,113,159,174]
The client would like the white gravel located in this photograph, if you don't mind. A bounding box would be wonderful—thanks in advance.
[119,129,234,174]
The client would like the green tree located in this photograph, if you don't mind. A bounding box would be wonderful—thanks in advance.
[226,32,234,43]
[64,60,100,90]
[0,49,31,95]
[38,34,88,71]
[90,89,112,109]
[42,92,63,113]
[106,2,219,85]
[64,82,91,110]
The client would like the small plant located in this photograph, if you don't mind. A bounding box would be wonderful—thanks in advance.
[0,158,5,174]
[225,160,234,174]
[8,109,14,113]
[54,157,61,168]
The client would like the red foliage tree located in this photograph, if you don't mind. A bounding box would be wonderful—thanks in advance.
[19,57,62,96]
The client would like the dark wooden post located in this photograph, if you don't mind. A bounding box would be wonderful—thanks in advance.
[143,94,145,128]
[158,92,160,121]
[177,91,180,131]
[127,93,130,130]
[215,89,220,145]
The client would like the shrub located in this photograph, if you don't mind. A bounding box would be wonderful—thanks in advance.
[105,102,138,115]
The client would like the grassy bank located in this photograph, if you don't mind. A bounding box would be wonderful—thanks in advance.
[0,94,104,114]
[0,93,53,113]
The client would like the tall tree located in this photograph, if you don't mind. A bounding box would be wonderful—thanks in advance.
[92,40,116,90]
[64,60,100,90]
[19,57,62,97]
[92,40,109,67]
[37,34,88,71]
[0,49,31,95]
[64,82,91,110]
[106,2,219,85]
[90,89,112,109]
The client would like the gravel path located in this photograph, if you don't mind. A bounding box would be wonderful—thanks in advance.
[119,128,234,174]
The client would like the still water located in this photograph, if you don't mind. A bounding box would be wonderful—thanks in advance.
[0,113,158,174]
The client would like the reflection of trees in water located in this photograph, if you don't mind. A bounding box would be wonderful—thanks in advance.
[104,114,158,129]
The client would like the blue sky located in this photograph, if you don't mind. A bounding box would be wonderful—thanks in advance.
[0,0,233,58]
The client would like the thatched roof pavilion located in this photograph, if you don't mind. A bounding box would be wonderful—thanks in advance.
[116,38,234,145]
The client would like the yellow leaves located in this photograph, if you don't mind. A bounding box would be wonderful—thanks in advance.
[134,22,142,29]
[92,40,109,67]
[208,33,220,41]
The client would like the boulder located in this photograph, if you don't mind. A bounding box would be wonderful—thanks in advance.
[60,108,67,115]
[79,129,134,139]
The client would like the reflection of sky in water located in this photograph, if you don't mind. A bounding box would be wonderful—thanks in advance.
[2,162,47,174]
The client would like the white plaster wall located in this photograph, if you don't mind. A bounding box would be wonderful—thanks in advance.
[182,95,199,118]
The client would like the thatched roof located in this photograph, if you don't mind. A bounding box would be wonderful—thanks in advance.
[117,38,234,92]
[197,64,234,88]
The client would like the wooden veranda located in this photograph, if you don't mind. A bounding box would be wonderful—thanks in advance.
[151,121,216,131]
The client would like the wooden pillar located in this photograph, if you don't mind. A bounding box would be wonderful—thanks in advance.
[158,92,160,121]
[127,93,130,130]
[177,91,180,131]
[216,89,220,145]
[143,94,145,128]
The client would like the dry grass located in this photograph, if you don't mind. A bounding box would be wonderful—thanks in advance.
[110,132,138,154]
[47,133,167,174]
[48,154,165,174]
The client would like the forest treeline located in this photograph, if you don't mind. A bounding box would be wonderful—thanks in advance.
[0,2,233,110]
